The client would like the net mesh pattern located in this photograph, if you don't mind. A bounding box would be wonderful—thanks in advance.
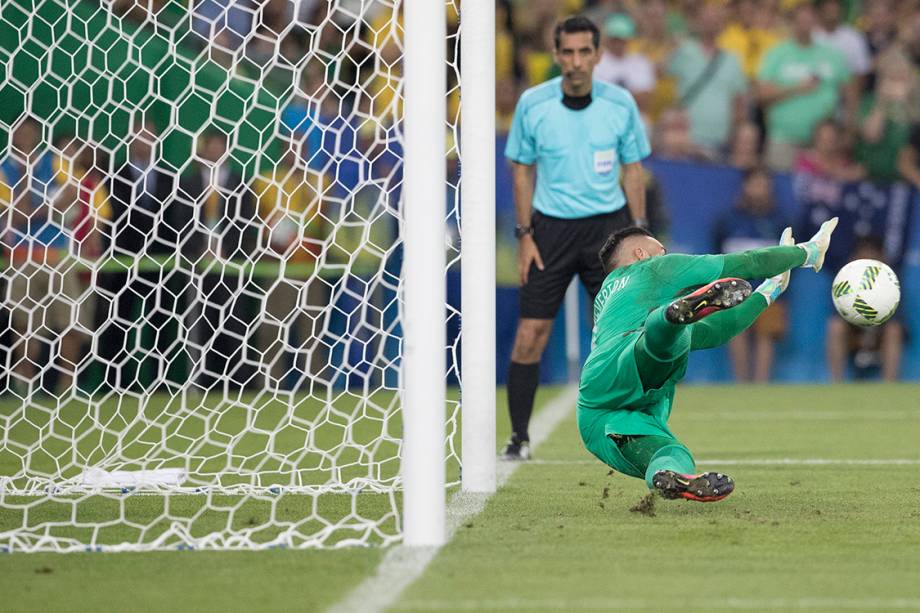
[0,0,461,552]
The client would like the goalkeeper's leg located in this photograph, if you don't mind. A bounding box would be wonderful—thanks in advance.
[636,278,753,390]
[614,434,734,502]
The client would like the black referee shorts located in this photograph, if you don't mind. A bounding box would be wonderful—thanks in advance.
[520,208,633,320]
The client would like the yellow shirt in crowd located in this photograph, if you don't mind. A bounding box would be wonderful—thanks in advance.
[718,23,782,79]
[630,37,679,120]
[53,155,112,220]
[252,167,327,263]
[364,6,461,125]
[0,156,111,219]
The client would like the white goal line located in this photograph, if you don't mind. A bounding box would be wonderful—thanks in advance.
[394,596,920,610]
[527,458,920,466]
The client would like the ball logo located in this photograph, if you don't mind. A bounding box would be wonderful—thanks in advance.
[832,280,850,298]
[859,265,879,290]
[851,297,877,321]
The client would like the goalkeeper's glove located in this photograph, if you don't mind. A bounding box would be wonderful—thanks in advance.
[756,227,794,305]
[797,216,838,272]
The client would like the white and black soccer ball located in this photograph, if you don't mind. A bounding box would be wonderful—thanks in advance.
[831,259,900,327]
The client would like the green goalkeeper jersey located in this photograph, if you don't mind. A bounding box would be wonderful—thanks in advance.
[577,246,806,446]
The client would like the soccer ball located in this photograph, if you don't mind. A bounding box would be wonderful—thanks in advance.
[831,259,900,327]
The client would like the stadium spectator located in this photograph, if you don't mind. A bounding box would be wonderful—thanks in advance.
[718,0,782,79]
[496,77,519,133]
[51,137,110,377]
[52,136,110,261]
[826,237,904,381]
[98,120,183,392]
[897,11,920,63]
[496,1,516,82]
[179,130,259,391]
[281,62,332,167]
[208,31,238,71]
[653,108,715,162]
[252,139,329,387]
[863,0,899,92]
[361,7,404,126]
[713,167,788,382]
[582,0,620,27]
[0,118,81,396]
[111,0,178,27]
[642,167,670,242]
[667,2,747,156]
[897,119,920,189]
[795,119,866,183]
[757,2,852,171]
[191,0,253,49]
[856,50,917,183]
[728,120,763,170]
[500,16,650,460]
[593,13,656,112]
[246,26,279,68]
[324,0,387,28]
[813,0,871,85]
[631,0,679,119]
[517,17,560,87]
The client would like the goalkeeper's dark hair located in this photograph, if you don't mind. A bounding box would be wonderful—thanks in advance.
[599,226,655,273]
[554,15,600,50]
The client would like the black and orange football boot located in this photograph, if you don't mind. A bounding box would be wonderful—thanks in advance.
[666,278,752,325]
[652,470,735,502]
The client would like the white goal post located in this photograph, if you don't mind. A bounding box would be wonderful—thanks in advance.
[460,0,498,496]
[401,0,447,547]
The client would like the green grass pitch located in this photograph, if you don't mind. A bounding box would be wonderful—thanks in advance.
[2,384,920,612]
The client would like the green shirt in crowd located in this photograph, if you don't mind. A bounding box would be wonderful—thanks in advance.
[668,40,747,150]
[758,40,850,145]
[855,95,912,183]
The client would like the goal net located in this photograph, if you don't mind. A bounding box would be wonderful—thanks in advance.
[0,0,462,552]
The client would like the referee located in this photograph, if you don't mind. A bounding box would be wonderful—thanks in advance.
[501,15,651,460]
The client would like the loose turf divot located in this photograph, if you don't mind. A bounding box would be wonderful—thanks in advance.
[630,493,657,517]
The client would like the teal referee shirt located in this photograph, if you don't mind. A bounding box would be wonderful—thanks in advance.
[505,77,651,219]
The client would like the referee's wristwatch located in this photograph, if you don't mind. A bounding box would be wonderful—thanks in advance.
[514,224,534,239]
[633,217,649,229]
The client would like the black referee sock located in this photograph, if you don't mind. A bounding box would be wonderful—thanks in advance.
[508,361,540,443]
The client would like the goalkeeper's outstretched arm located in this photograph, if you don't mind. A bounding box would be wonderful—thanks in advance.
[649,218,837,295]
[653,245,802,295]
[720,245,805,280]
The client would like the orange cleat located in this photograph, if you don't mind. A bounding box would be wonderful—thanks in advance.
[652,470,735,502]
[666,278,752,325]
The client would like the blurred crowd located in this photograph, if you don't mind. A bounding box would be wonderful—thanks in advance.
[0,117,338,396]
[498,0,920,182]
[0,0,442,397]
[498,0,915,381]
[93,0,920,189]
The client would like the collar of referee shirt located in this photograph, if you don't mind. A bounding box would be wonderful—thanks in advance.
[561,91,592,110]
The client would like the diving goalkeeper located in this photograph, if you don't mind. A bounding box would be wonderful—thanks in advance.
[577,218,838,502]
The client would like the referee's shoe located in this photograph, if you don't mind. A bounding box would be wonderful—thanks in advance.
[499,436,531,461]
